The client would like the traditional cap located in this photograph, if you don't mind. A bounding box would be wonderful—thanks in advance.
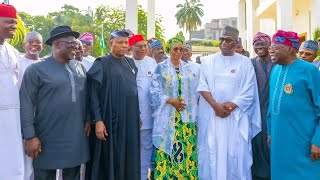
[0,3,17,19]
[221,26,239,40]
[184,43,192,50]
[300,40,319,54]
[45,26,79,46]
[253,32,271,44]
[79,32,93,46]
[128,34,145,47]
[109,29,131,40]
[272,30,300,50]
[150,40,163,50]
[165,35,185,53]
[237,37,242,45]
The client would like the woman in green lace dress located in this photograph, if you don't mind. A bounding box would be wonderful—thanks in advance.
[149,35,199,179]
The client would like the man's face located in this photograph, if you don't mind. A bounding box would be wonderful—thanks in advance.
[0,17,17,39]
[75,42,84,61]
[169,43,183,60]
[152,46,164,59]
[131,40,147,59]
[219,36,237,54]
[298,48,317,63]
[182,48,192,61]
[253,41,270,58]
[82,44,92,57]
[235,44,243,54]
[110,37,129,57]
[23,36,43,57]
[54,36,78,60]
[269,43,290,64]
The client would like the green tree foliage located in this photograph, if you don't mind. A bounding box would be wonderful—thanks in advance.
[17,4,166,57]
[313,27,320,59]
[175,0,204,42]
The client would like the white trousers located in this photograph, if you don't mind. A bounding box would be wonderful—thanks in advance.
[0,109,25,180]
[140,129,153,180]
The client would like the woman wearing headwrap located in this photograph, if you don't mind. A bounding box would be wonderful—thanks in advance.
[149,35,198,179]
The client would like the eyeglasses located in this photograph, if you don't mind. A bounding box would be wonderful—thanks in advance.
[172,47,183,53]
[298,51,315,56]
[219,37,235,44]
[26,41,42,45]
[56,40,78,47]
[133,44,147,49]
[269,44,287,51]
[253,41,269,48]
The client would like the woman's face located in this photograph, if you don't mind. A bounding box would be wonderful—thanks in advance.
[169,43,183,61]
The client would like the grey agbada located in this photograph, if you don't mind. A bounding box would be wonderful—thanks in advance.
[20,57,89,169]
[251,56,274,178]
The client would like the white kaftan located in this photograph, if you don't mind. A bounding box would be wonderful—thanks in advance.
[0,42,25,180]
[197,52,261,180]
[81,56,94,72]
[133,56,157,180]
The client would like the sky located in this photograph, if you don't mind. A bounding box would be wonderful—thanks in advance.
[11,0,238,39]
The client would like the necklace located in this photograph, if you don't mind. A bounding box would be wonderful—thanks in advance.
[124,57,135,74]
[271,66,289,115]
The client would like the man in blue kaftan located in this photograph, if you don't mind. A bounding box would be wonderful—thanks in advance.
[268,30,320,180]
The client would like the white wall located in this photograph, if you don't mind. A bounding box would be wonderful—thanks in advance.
[292,0,311,38]
[260,19,275,37]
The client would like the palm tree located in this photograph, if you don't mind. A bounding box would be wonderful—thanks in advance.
[175,0,204,42]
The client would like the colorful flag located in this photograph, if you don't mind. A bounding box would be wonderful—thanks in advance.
[99,25,105,55]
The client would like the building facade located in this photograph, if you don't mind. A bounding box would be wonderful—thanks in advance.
[191,17,238,40]
[238,0,320,56]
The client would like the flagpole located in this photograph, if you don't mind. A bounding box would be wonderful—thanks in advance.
[100,24,105,55]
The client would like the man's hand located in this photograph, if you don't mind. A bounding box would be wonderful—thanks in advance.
[25,137,41,159]
[167,98,186,111]
[95,121,108,141]
[222,102,238,113]
[84,122,91,136]
[267,136,271,148]
[212,103,230,118]
[311,144,320,162]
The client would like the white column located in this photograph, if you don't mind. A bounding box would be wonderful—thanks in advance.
[276,0,293,31]
[126,0,138,34]
[245,0,259,56]
[238,0,247,49]
[311,0,320,39]
[147,0,156,39]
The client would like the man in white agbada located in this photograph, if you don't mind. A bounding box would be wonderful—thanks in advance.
[129,34,157,180]
[20,31,44,180]
[0,3,25,180]
[20,31,44,78]
[181,43,200,120]
[197,26,261,180]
